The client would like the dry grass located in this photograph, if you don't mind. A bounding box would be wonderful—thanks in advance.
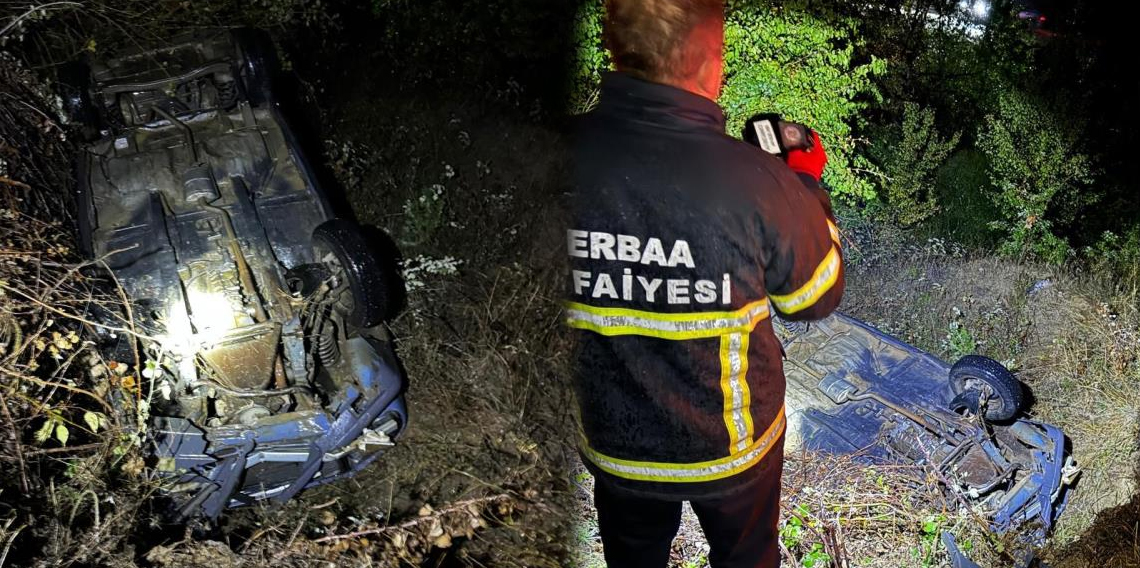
[572,451,1009,568]
[0,47,159,566]
[837,208,1140,565]
[1020,272,1140,548]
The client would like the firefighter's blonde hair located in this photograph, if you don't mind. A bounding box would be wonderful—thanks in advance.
[605,0,724,85]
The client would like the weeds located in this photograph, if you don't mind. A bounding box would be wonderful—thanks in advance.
[781,504,832,567]
[0,42,167,565]
[400,183,449,247]
[913,514,949,567]
[943,317,977,360]
[574,451,1006,568]
[841,213,1140,564]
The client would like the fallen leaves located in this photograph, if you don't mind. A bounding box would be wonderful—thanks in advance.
[312,493,517,561]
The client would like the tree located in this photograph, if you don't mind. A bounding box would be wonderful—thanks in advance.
[568,1,886,201]
[976,89,1095,262]
[721,2,885,201]
[869,102,960,226]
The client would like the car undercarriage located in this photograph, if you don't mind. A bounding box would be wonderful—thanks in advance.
[68,30,408,519]
[777,313,1079,548]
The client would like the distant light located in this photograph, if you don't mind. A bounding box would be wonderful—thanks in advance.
[972,0,990,18]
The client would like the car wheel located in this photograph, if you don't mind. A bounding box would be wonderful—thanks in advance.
[949,355,1024,421]
[232,28,279,106]
[312,219,389,329]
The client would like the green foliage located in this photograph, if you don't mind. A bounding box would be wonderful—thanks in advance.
[567,2,885,200]
[869,102,959,225]
[34,406,70,446]
[780,504,832,567]
[779,506,806,549]
[855,1,1036,139]
[927,150,1002,247]
[721,3,886,201]
[400,183,448,247]
[976,89,1096,263]
[1087,226,1140,283]
[681,555,709,568]
[567,0,608,114]
[800,543,831,568]
[945,321,976,360]
[913,514,948,567]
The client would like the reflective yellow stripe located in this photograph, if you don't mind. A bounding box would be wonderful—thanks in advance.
[579,405,786,483]
[827,219,841,245]
[566,300,772,481]
[740,333,754,447]
[770,246,841,315]
[720,332,752,454]
[564,299,770,340]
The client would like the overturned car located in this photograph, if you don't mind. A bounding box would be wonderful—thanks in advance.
[64,30,407,519]
[776,313,1079,546]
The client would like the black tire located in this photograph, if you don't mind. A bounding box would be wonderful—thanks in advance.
[312,219,389,329]
[949,355,1024,421]
[232,28,279,106]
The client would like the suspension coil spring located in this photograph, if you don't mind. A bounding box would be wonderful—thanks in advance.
[317,320,340,365]
[217,79,238,109]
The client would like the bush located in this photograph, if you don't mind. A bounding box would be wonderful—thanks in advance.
[976,89,1096,263]
[868,102,959,226]
[927,149,1002,247]
[567,0,608,114]
[567,2,886,201]
[721,3,885,201]
[1087,226,1140,285]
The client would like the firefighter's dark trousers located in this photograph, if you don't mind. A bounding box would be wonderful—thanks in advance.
[593,460,784,568]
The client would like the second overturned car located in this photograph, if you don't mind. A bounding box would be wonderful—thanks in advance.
[776,313,1080,547]
[65,30,407,519]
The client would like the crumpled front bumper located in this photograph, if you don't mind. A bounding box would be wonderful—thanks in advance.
[989,420,1079,543]
[151,336,407,519]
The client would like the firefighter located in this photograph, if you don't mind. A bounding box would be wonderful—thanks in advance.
[566,1,844,566]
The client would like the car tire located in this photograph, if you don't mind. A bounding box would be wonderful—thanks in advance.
[312,219,389,329]
[949,355,1024,422]
[233,28,279,106]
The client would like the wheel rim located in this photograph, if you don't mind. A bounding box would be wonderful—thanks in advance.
[313,240,357,317]
[961,376,1003,414]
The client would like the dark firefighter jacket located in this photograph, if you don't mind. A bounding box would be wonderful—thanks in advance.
[567,72,845,500]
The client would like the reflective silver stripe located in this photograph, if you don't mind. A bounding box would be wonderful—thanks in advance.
[724,333,750,453]
[579,408,786,483]
[564,301,769,340]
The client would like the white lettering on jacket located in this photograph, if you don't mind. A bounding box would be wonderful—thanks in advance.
[567,229,732,305]
[566,230,695,268]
